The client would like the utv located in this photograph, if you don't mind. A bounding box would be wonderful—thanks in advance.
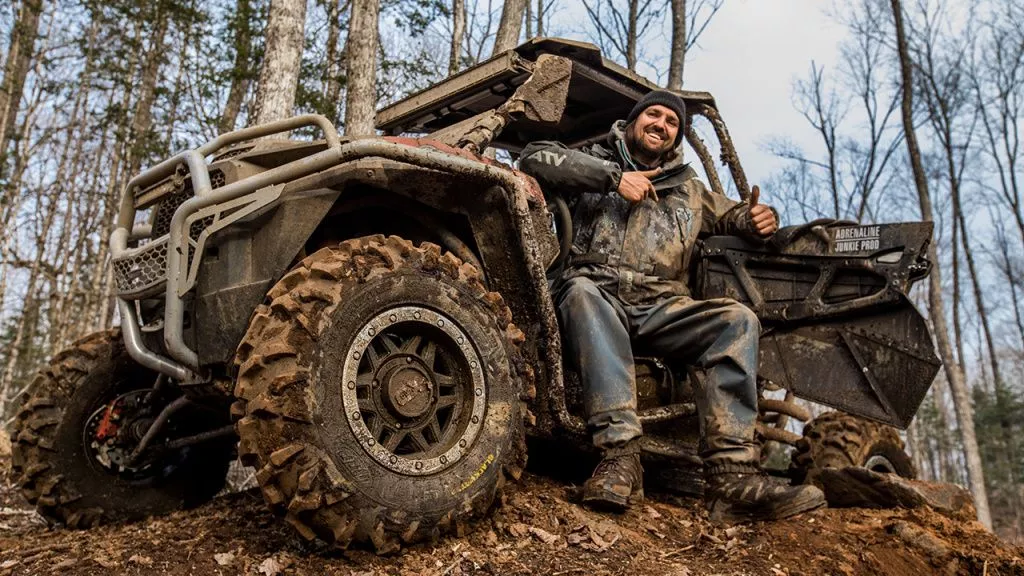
[10,38,940,552]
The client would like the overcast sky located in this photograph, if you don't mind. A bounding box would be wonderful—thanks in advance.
[681,1,846,186]
[551,0,850,197]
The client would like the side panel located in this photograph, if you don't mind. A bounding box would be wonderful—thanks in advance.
[195,188,339,365]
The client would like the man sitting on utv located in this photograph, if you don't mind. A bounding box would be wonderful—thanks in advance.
[519,90,826,522]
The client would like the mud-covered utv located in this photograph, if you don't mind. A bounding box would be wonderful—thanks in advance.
[10,37,940,552]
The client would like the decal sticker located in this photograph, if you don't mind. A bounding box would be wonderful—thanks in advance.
[832,225,880,253]
[456,453,495,493]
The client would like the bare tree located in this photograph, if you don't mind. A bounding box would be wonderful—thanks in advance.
[0,0,43,182]
[492,0,526,54]
[889,0,991,529]
[667,0,723,90]
[251,0,308,126]
[343,0,380,135]
[449,0,466,75]
[582,0,664,71]
[220,0,256,133]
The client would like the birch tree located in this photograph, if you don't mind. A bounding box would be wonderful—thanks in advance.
[889,0,991,529]
[252,0,308,126]
[492,0,526,54]
[343,0,379,135]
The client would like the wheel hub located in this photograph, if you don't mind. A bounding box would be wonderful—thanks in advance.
[381,357,435,419]
[342,305,487,476]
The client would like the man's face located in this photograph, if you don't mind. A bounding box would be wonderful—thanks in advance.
[628,104,680,159]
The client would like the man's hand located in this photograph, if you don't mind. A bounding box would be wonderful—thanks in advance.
[617,168,662,203]
[749,185,778,236]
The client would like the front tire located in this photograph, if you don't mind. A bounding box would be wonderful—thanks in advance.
[10,330,233,528]
[234,235,532,553]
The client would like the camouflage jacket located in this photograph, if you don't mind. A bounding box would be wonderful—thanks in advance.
[520,121,761,304]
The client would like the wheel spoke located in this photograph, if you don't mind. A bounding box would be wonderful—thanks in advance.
[369,415,383,438]
[385,429,406,451]
[421,341,437,369]
[428,416,443,442]
[410,430,430,452]
[365,341,382,371]
[402,334,423,354]
[358,398,375,413]
[436,395,457,409]
[381,334,401,354]
[356,372,375,388]
[435,374,453,387]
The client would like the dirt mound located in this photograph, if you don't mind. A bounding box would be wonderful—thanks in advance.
[1,453,1021,576]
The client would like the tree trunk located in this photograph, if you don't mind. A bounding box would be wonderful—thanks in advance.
[0,0,43,182]
[626,0,638,71]
[342,0,379,136]
[492,0,526,54]
[449,0,466,76]
[524,0,532,39]
[251,0,308,126]
[220,0,254,133]
[536,0,545,36]
[128,9,169,174]
[951,208,964,369]
[323,0,346,123]
[889,0,991,529]
[667,0,686,89]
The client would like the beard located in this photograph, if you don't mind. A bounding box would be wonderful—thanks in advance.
[626,123,674,164]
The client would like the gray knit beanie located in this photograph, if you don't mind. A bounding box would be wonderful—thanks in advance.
[625,90,686,146]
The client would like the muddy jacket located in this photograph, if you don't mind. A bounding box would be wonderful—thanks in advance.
[520,121,762,304]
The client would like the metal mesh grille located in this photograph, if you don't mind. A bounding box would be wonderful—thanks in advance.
[151,170,224,237]
[112,237,169,299]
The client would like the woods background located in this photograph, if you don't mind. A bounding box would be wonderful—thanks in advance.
[0,0,1021,544]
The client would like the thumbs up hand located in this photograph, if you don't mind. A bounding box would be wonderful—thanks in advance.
[749,185,778,236]
[617,168,662,203]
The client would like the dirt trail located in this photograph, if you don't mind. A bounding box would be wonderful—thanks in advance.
[1,445,1021,576]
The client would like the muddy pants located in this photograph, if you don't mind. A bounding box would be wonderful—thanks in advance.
[557,275,761,471]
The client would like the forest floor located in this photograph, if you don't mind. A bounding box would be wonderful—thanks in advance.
[1,432,1022,576]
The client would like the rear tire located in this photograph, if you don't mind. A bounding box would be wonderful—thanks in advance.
[791,411,915,483]
[234,235,532,553]
[10,330,233,528]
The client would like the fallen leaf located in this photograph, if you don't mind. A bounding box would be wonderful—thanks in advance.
[93,554,118,569]
[214,552,235,566]
[0,560,18,569]
[128,555,153,567]
[508,522,530,538]
[258,557,285,576]
[529,526,559,545]
[645,505,663,519]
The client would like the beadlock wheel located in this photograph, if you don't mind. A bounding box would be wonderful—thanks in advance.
[342,306,487,476]
[234,235,533,554]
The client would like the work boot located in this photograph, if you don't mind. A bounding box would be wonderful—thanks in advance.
[705,470,826,524]
[582,442,644,511]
